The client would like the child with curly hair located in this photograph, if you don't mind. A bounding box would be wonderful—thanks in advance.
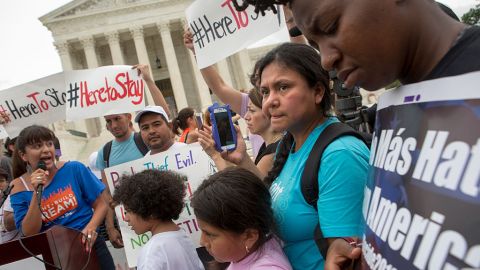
[113,169,204,270]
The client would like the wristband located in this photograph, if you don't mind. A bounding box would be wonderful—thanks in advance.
[289,26,303,37]
[341,237,361,248]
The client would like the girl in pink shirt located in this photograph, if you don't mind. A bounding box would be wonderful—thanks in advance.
[191,168,292,270]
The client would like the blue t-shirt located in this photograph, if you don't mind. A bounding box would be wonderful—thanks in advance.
[96,132,144,170]
[270,117,370,270]
[11,161,105,232]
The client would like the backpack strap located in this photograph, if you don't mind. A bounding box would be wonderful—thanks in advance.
[301,122,367,259]
[102,140,113,168]
[133,132,149,156]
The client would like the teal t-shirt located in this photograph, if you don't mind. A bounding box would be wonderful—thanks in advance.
[270,117,370,270]
[96,132,145,170]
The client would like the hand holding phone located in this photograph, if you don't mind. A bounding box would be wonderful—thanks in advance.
[208,103,237,152]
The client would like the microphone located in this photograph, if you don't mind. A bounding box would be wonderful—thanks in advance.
[36,160,47,203]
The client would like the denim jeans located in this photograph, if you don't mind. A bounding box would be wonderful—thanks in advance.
[93,237,115,270]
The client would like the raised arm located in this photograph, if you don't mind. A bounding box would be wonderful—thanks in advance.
[133,64,171,118]
[183,29,243,113]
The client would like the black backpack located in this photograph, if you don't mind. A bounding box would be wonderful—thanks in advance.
[102,132,149,168]
[299,122,369,259]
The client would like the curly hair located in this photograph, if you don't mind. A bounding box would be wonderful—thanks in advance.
[113,169,186,221]
[230,0,290,15]
[191,168,275,251]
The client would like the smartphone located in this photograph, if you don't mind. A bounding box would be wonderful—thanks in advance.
[208,103,237,152]
[195,113,204,131]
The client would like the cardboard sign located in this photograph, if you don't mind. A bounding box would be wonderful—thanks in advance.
[361,71,480,269]
[0,73,66,138]
[105,143,217,268]
[65,65,144,121]
[186,0,284,68]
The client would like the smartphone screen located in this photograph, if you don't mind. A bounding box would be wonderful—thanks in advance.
[195,113,203,130]
[214,110,235,147]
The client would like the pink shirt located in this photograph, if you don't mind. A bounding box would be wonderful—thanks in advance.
[227,238,292,270]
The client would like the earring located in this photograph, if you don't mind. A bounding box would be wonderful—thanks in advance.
[245,245,250,254]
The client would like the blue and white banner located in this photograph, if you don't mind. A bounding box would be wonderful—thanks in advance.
[361,71,480,270]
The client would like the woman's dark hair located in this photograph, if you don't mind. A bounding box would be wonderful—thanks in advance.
[12,125,56,178]
[249,59,262,88]
[4,137,16,157]
[248,87,263,109]
[259,43,331,185]
[113,169,186,221]
[172,107,195,136]
[257,42,331,116]
[191,168,275,252]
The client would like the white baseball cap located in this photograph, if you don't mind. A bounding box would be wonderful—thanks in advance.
[134,105,169,123]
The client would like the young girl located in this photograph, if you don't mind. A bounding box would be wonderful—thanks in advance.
[9,125,114,269]
[112,169,204,270]
[191,168,292,270]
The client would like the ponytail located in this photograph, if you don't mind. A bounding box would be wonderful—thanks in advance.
[172,117,182,136]
[264,132,294,186]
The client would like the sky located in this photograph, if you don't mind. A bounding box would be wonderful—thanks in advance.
[0,0,478,90]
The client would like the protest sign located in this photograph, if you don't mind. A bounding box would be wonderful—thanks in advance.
[186,0,284,68]
[65,65,144,121]
[0,73,66,138]
[361,72,480,269]
[105,143,217,268]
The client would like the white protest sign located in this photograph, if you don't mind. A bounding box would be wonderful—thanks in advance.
[186,0,285,68]
[0,73,66,138]
[105,143,217,268]
[64,65,145,121]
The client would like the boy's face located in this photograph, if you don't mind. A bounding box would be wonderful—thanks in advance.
[0,177,7,192]
[291,0,408,90]
[124,209,150,235]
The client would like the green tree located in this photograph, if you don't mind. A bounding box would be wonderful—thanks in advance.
[462,3,480,25]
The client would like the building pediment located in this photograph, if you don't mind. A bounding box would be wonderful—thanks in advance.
[40,0,177,23]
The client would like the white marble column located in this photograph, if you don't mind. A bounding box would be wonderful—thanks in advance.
[130,26,154,105]
[81,36,99,68]
[187,51,212,109]
[80,36,101,137]
[157,21,188,111]
[54,41,73,71]
[106,31,124,65]
[234,49,253,89]
[216,59,234,88]
[52,41,73,134]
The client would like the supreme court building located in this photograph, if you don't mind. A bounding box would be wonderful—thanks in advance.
[40,0,273,161]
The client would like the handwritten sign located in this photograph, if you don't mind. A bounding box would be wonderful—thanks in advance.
[361,72,480,269]
[105,143,217,268]
[0,73,66,138]
[64,65,144,121]
[186,0,284,68]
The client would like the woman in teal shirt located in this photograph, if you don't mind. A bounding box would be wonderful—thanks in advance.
[259,43,370,269]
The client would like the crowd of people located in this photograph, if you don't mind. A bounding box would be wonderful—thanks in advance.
[0,0,478,269]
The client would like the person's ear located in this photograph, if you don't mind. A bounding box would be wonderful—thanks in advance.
[314,83,326,105]
[19,150,28,163]
[242,228,260,252]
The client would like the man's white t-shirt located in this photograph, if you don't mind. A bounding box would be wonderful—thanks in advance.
[137,229,204,270]
[1,196,20,243]
[145,142,186,156]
